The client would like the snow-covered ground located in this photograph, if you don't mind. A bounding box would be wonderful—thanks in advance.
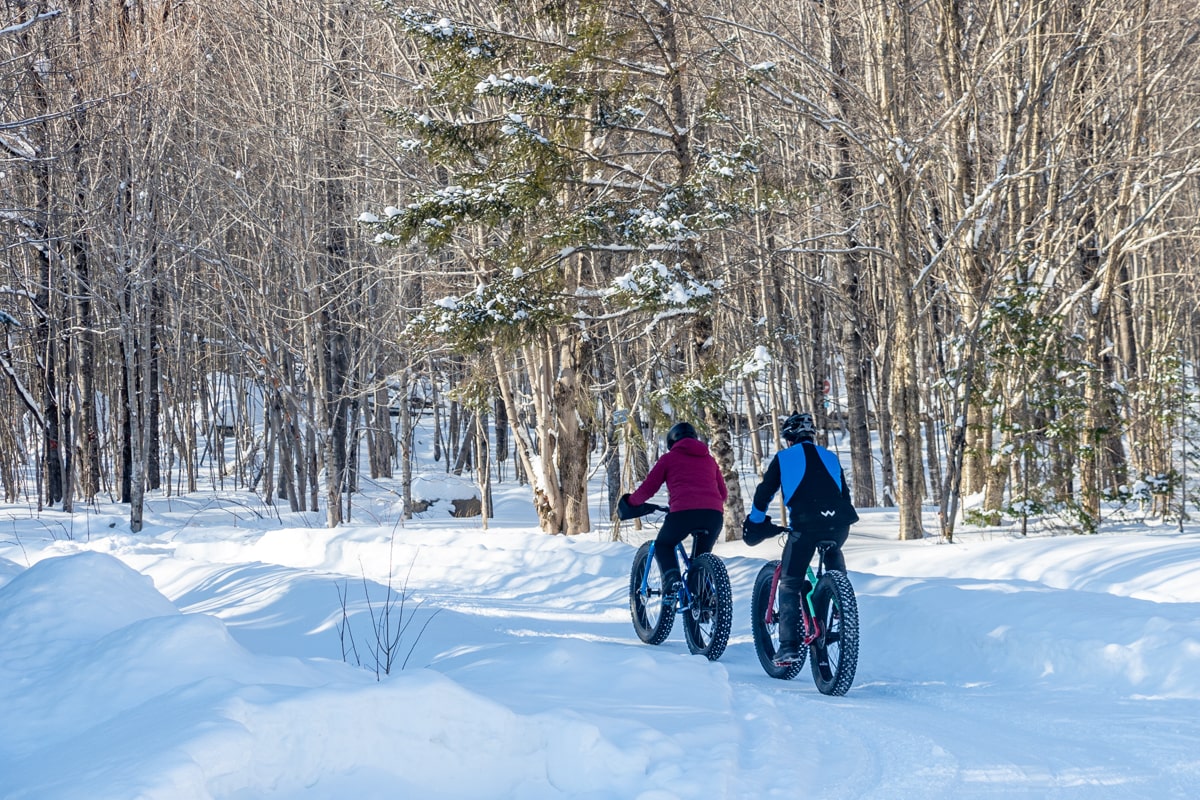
[2,482,1199,799]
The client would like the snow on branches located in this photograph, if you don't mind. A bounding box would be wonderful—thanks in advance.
[609,259,718,313]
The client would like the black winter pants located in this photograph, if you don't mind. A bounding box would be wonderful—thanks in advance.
[777,525,849,646]
[654,508,723,585]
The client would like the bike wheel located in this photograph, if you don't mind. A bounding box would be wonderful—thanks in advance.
[750,561,804,679]
[681,553,733,661]
[629,541,674,645]
[809,570,859,696]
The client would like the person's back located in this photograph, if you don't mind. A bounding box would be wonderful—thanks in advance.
[627,435,725,513]
[773,439,857,530]
[624,422,727,598]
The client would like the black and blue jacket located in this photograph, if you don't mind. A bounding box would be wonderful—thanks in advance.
[748,441,859,530]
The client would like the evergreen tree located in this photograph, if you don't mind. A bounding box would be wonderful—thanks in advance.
[364,3,764,533]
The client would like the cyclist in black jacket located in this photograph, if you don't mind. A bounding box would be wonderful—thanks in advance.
[742,412,858,664]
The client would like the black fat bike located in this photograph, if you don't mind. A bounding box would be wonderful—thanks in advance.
[750,535,859,695]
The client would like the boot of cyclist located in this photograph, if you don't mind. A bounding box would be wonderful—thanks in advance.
[775,574,806,663]
[660,568,683,606]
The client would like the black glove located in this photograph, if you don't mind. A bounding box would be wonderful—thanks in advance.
[742,516,775,546]
[617,493,658,520]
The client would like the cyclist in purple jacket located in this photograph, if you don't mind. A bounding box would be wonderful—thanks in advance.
[622,422,728,602]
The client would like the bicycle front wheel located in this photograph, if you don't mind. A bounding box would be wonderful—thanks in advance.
[809,569,859,696]
[750,561,804,679]
[681,553,732,660]
[629,541,674,645]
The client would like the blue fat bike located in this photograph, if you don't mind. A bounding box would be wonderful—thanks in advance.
[622,503,733,661]
[750,536,859,695]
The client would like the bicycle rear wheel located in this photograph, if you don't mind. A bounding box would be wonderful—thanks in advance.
[681,553,732,660]
[629,541,674,645]
[750,561,804,679]
[809,569,859,696]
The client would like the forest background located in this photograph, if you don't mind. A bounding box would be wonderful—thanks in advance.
[2,0,1199,540]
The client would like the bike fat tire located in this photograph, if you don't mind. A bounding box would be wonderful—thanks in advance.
[629,541,675,645]
[809,569,859,696]
[750,560,804,679]
[681,553,733,661]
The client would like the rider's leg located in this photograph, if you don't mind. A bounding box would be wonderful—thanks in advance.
[680,509,722,585]
[653,513,690,598]
[823,526,851,572]
[654,509,722,600]
[686,509,724,552]
[655,509,721,568]
[777,534,817,660]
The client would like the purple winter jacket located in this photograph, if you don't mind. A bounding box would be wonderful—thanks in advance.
[628,437,728,512]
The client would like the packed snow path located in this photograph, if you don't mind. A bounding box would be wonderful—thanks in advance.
[2,495,1199,798]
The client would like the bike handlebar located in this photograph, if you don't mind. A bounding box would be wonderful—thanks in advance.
[617,495,670,520]
[768,524,837,546]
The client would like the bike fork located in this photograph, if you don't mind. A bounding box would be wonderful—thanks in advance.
[641,543,656,598]
[765,564,782,626]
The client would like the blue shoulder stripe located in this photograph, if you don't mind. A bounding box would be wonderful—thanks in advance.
[817,446,843,491]
[778,445,807,503]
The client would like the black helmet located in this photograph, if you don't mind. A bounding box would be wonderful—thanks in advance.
[666,421,698,449]
[781,412,816,443]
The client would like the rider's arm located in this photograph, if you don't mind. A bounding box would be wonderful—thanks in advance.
[628,454,669,507]
[747,455,781,523]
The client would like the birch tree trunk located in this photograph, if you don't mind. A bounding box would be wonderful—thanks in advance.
[823,0,877,508]
[870,0,926,539]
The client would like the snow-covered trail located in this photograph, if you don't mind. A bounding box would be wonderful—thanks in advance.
[119,512,1200,799]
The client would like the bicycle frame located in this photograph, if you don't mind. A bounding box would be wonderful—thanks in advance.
[641,541,694,610]
[763,540,837,646]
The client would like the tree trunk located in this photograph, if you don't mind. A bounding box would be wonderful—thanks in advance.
[555,330,591,535]
[823,0,877,509]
